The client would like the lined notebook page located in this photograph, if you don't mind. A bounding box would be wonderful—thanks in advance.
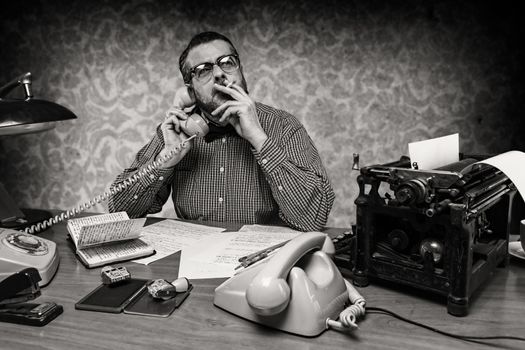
[67,212,130,245]
[77,239,153,267]
[76,218,146,248]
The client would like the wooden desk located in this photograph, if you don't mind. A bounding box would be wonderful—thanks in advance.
[2,219,525,350]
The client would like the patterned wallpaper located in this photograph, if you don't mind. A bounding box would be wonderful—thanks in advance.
[1,0,524,228]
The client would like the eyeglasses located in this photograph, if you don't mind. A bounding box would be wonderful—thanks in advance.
[189,54,240,83]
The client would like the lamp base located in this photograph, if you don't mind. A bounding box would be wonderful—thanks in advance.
[0,208,52,232]
[0,183,52,232]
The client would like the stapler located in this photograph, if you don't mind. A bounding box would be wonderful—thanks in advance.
[0,268,63,326]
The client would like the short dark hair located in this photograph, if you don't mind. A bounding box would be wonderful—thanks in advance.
[179,32,239,84]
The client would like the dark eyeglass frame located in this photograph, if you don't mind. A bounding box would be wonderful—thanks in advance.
[189,54,240,83]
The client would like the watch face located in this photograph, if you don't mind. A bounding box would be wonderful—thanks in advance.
[3,232,49,256]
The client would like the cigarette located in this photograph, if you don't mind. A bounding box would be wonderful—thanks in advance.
[224,80,234,88]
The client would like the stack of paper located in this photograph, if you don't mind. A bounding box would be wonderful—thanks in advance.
[133,221,302,279]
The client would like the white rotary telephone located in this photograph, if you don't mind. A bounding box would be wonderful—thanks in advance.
[214,232,366,337]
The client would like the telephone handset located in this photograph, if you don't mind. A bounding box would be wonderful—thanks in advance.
[214,232,366,337]
[172,85,209,138]
[245,233,328,315]
[181,113,209,137]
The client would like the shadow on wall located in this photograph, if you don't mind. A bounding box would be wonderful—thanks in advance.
[0,0,524,227]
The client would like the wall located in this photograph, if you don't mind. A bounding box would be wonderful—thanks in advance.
[1,0,524,227]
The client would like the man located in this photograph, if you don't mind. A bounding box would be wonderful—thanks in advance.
[108,31,334,232]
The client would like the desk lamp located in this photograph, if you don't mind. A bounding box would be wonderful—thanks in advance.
[0,72,77,230]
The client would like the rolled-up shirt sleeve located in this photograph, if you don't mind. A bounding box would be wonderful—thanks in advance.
[252,117,335,232]
[108,126,174,218]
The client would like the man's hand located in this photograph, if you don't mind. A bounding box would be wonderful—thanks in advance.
[157,113,193,168]
[156,87,196,168]
[163,86,197,136]
[211,83,268,152]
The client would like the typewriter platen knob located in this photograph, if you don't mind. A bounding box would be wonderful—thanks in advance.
[395,179,428,205]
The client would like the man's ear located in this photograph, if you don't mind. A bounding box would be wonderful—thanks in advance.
[183,83,197,109]
[238,66,249,94]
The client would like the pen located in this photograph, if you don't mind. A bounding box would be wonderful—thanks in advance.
[235,240,290,270]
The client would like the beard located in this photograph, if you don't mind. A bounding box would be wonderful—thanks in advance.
[197,92,230,114]
[194,76,248,126]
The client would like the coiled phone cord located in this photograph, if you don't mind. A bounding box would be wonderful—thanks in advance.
[326,279,366,332]
[23,135,197,234]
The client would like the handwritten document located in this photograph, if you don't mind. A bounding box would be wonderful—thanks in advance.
[66,212,151,268]
[67,212,145,248]
[238,224,299,233]
[77,219,146,248]
[211,230,301,265]
[178,225,302,279]
[132,219,225,265]
[78,239,153,267]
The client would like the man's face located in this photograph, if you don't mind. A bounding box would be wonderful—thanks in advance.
[186,40,247,125]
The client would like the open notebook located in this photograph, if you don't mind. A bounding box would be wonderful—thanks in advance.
[66,212,154,268]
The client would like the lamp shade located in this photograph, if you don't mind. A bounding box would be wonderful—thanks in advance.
[0,98,77,136]
[0,72,77,136]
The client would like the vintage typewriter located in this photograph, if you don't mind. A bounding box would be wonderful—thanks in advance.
[350,154,520,316]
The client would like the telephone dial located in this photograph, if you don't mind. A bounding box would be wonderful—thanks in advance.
[214,232,366,337]
[0,229,59,286]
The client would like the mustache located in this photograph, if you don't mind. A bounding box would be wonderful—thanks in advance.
[213,84,234,101]
[214,90,233,100]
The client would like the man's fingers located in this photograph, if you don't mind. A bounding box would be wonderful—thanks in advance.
[211,101,230,116]
[165,107,188,120]
[164,107,189,133]
[212,100,243,116]
[218,106,241,124]
[163,115,183,133]
[213,83,244,101]
[228,83,248,97]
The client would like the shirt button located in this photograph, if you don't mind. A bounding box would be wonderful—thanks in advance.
[149,174,155,179]
[159,176,164,181]
[133,195,138,200]
[218,197,224,203]
[278,185,284,191]
[219,166,225,173]
[222,137,226,143]
[262,158,268,165]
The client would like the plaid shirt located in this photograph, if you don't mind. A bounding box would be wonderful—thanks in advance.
[108,102,335,231]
